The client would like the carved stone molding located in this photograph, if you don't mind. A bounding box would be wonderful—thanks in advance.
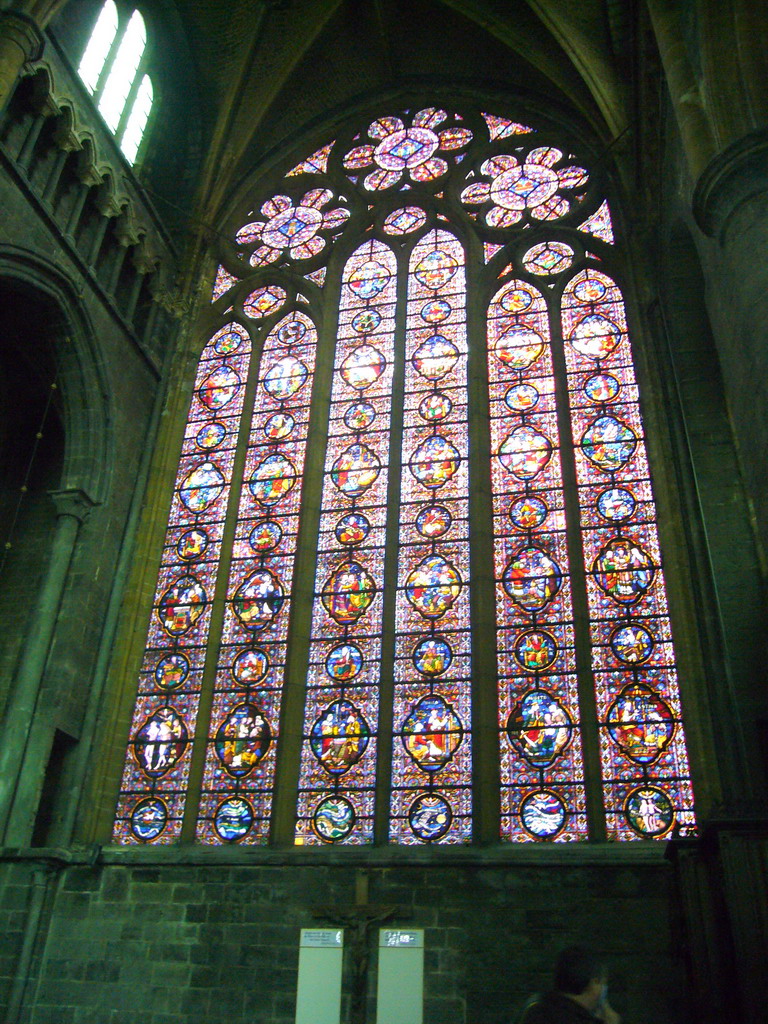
[50,487,98,523]
[693,130,768,242]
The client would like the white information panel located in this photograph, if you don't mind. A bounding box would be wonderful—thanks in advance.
[295,928,344,1024]
[376,929,424,1024]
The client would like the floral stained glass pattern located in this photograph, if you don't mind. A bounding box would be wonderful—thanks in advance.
[488,282,587,841]
[295,241,398,845]
[196,311,317,844]
[561,270,694,839]
[113,323,252,844]
[389,230,472,844]
[343,108,472,191]
[237,189,349,266]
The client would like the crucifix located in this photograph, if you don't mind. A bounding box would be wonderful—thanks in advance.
[311,869,408,1024]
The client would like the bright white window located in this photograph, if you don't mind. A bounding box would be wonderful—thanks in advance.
[77,3,154,164]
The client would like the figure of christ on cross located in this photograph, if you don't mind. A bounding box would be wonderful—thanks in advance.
[311,869,409,1024]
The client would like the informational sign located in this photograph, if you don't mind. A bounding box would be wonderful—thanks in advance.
[376,929,424,1024]
[295,928,344,1024]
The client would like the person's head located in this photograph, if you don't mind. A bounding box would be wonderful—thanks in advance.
[555,946,607,1010]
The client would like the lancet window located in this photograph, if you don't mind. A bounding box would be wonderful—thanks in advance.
[113,107,696,847]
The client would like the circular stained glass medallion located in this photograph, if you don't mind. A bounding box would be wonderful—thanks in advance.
[409,793,452,841]
[584,372,620,404]
[412,335,459,380]
[310,699,370,774]
[421,299,451,323]
[344,401,376,432]
[405,554,462,619]
[322,561,376,624]
[376,127,439,170]
[155,653,189,690]
[412,635,453,676]
[340,344,387,390]
[569,314,622,360]
[313,796,356,842]
[596,486,636,523]
[157,575,207,636]
[514,629,558,672]
[334,512,371,546]
[262,205,322,250]
[214,703,271,776]
[325,642,364,682]
[331,443,381,497]
[522,241,574,275]
[351,308,382,334]
[610,624,654,665]
[130,798,168,842]
[214,797,254,842]
[178,461,225,514]
[243,285,287,319]
[592,537,655,605]
[414,250,459,289]
[418,391,452,422]
[495,326,545,369]
[263,412,295,440]
[507,690,572,767]
[505,383,539,412]
[177,528,208,561]
[212,328,244,355]
[520,789,567,839]
[503,547,562,612]
[348,260,390,298]
[248,453,297,506]
[232,647,269,686]
[383,206,427,235]
[499,426,553,480]
[277,319,308,345]
[509,495,549,531]
[232,569,284,630]
[134,707,188,777]
[409,435,461,489]
[401,695,463,772]
[607,684,674,765]
[582,416,636,472]
[195,421,226,450]
[249,520,282,552]
[415,504,452,539]
[198,366,241,410]
[262,356,308,401]
[500,287,533,313]
[573,275,607,303]
[624,785,674,838]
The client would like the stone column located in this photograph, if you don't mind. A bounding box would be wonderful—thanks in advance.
[0,11,42,115]
[693,132,768,559]
[0,488,96,844]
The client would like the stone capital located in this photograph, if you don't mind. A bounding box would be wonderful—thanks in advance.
[693,130,768,242]
[0,11,44,64]
[49,488,98,523]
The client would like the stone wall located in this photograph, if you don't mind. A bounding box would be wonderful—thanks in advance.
[0,846,686,1024]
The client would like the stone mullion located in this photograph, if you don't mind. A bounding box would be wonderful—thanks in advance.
[271,272,343,846]
[178,328,266,842]
[372,245,408,845]
[465,241,502,844]
[548,287,607,842]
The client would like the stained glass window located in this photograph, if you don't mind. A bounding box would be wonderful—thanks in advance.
[113,105,696,848]
[77,3,154,163]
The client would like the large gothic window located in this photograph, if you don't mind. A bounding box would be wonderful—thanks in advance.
[112,107,696,847]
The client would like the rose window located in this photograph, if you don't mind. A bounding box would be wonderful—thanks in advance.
[236,188,349,266]
[343,107,472,190]
[461,146,588,225]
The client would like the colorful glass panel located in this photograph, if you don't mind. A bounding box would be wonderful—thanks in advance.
[561,270,695,839]
[113,322,252,844]
[389,230,472,844]
[211,265,239,302]
[195,311,317,843]
[488,280,587,842]
[578,200,615,244]
[295,241,398,845]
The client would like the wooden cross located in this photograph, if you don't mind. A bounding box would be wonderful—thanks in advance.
[311,869,408,1024]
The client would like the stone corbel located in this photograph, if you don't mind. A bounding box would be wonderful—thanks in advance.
[75,148,104,188]
[692,130,768,242]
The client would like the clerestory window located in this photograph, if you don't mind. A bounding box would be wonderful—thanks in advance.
[112,107,697,847]
[77,1,153,163]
